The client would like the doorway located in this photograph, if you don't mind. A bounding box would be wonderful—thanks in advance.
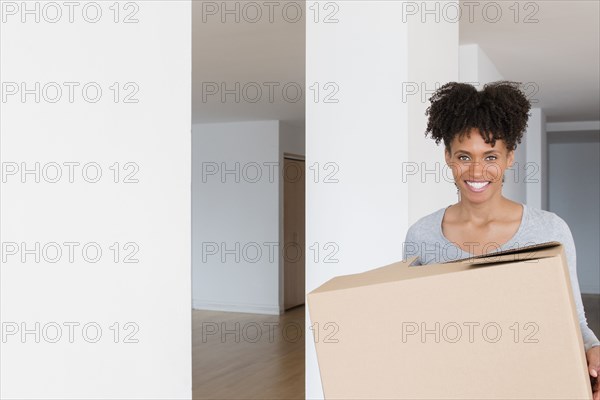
[283,155,306,310]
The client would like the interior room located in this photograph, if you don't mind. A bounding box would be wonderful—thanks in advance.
[190,1,306,399]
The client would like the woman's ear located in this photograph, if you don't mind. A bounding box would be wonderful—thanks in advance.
[445,147,451,164]
[507,149,515,169]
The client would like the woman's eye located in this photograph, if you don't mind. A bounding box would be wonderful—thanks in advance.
[457,155,497,161]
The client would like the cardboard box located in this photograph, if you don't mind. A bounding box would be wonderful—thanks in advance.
[307,241,593,399]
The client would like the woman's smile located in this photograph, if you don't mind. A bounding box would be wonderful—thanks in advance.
[465,180,491,192]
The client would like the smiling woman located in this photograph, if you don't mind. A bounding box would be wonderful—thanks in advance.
[419,81,531,257]
[403,81,600,397]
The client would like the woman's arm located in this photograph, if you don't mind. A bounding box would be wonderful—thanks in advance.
[554,215,600,352]
[403,226,422,265]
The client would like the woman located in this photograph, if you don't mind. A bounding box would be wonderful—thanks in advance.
[403,81,600,399]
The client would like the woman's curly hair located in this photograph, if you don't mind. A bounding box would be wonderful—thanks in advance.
[424,81,531,153]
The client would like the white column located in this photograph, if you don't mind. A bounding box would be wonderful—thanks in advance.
[525,108,548,210]
[1,2,191,398]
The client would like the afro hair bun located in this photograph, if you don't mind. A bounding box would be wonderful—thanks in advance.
[424,81,531,152]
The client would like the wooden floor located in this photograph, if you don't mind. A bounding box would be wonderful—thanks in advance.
[192,305,305,400]
[192,296,600,399]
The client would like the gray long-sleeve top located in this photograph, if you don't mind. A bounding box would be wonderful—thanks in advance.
[403,202,600,353]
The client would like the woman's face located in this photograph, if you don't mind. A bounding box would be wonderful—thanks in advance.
[444,128,514,203]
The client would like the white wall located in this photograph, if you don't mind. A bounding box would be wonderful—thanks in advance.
[1,2,191,398]
[459,43,502,84]
[306,2,458,398]
[548,130,600,294]
[192,120,281,314]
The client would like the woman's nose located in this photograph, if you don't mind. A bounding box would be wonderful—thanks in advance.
[468,162,486,180]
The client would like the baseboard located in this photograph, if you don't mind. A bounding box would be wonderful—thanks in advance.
[582,291,600,296]
[192,299,282,315]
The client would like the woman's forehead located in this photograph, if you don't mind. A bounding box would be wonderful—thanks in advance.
[452,131,507,147]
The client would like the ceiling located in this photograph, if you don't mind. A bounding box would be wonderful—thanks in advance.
[192,1,599,125]
[460,0,600,123]
[191,1,305,126]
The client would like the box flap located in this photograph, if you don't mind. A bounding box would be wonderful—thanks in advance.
[308,241,564,296]
[443,240,563,265]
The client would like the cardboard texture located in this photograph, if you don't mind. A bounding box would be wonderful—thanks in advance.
[307,241,593,399]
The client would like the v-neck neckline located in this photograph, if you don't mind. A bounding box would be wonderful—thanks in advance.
[438,203,527,256]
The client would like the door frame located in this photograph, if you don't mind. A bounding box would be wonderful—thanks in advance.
[279,152,306,313]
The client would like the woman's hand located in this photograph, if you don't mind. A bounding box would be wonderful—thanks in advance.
[587,346,600,400]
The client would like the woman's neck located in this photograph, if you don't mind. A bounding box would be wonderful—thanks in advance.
[454,196,514,225]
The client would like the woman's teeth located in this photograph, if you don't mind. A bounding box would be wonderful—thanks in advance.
[465,181,490,191]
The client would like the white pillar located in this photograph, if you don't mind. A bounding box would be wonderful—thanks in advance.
[525,108,548,210]
[1,2,191,398]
